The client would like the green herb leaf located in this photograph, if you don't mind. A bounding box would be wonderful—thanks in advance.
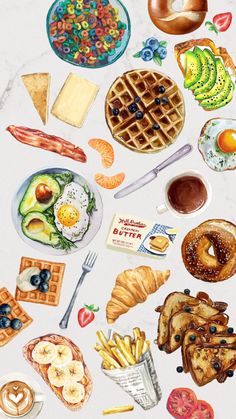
[153,55,162,66]
[133,51,141,58]
[142,41,146,47]
[205,21,218,34]
[159,41,167,47]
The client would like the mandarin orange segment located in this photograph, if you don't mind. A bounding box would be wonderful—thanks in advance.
[88,138,114,168]
[95,173,125,189]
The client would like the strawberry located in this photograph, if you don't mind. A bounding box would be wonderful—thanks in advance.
[78,304,99,328]
[205,12,232,34]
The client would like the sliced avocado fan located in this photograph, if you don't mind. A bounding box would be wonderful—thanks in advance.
[195,58,227,101]
[184,51,202,89]
[189,47,210,91]
[194,49,217,96]
[201,80,234,110]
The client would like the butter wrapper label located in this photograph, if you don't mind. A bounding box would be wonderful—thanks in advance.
[106,213,177,258]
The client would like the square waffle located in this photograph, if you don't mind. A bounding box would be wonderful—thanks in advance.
[105,69,185,153]
[15,257,65,306]
[0,287,32,347]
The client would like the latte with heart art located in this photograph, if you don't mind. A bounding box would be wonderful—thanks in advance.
[0,381,34,417]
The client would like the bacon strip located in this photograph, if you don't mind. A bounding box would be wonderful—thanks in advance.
[6,125,87,163]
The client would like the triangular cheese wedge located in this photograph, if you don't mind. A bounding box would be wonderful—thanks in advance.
[21,73,50,124]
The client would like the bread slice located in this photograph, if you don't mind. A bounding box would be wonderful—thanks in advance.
[182,323,231,372]
[21,73,50,124]
[155,291,227,348]
[186,343,236,386]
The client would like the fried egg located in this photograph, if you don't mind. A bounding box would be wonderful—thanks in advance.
[54,182,90,242]
[199,118,236,171]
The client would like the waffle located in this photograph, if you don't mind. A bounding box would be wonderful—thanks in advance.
[15,257,65,306]
[105,69,185,153]
[0,287,32,347]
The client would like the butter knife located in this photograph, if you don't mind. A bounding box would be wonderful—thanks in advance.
[114,143,192,199]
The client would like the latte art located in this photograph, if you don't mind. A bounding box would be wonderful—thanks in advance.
[0,381,34,417]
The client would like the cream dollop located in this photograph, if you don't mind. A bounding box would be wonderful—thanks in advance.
[16,267,40,292]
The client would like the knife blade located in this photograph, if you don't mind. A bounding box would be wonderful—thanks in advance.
[114,143,192,199]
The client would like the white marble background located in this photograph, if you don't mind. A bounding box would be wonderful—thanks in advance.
[0,0,236,418]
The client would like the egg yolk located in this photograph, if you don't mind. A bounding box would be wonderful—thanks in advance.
[217,129,236,153]
[57,204,80,227]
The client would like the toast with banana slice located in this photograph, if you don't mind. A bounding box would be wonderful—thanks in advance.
[23,334,92,410]
[155,291,228,351]
[186,343,236,386]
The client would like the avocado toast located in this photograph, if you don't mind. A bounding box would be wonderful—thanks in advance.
[175,38,236,110]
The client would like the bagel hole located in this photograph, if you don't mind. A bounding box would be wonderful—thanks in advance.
[172,0,184,12]
[208,246,215,256]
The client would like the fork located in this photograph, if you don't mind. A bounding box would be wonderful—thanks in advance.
[59,251,98,329]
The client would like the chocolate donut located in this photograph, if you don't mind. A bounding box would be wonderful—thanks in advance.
[148,0,208,35]
[182,220,236,282]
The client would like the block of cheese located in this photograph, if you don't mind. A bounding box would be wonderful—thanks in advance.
[51,73,99,128]
[21,73,50,124]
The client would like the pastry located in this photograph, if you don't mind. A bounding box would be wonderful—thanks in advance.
[15,257,65,306]
[181,219,236,282]
[148,0,208,35]
[0,288,32,347]
[21,73,50,124]
[23,334,92,411]
[106,266,170,323]
[175,38,236,110]
[105,69,185,154]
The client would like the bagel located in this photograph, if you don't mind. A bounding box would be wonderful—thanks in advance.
[182,219,236,282]
[148,0,208,35]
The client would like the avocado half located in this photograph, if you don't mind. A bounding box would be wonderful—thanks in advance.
[22,212,59,247]
[19,174,60,216]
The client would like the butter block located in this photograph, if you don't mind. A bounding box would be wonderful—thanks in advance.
[51,73,99,128]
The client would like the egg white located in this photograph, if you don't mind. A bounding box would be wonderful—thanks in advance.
[54,182,90,242]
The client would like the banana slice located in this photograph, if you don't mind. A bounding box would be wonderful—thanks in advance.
[53,345,73,367]
[16,267,40,292]
[48,365,67,387]
[32,341,57,365]
[62,382,85,404]
[65,361,84,382]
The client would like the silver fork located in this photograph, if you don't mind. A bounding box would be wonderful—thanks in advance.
[59,251,98,329]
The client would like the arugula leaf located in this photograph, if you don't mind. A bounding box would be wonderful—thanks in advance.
[83,184,96,215]
[52,172,74,194]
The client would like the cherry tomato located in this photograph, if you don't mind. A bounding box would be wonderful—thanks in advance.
[191,400,214,419]
[167,388,198,419]
[213,12,232,32]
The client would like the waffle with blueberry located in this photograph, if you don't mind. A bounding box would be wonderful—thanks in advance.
[105,69,185,153]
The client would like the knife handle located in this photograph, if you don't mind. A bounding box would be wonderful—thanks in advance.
[154,144,193,173]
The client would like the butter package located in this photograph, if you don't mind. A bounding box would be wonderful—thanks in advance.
[107,214,178,258]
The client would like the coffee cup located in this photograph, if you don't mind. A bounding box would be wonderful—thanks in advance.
[157,170,212,218]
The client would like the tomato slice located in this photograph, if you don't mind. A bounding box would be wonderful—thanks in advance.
[167,388,198,419]
[213,12,232,32]
[191,400,214,419]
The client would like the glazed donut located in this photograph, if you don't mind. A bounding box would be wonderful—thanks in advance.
[182,219,236,282]
[148,0,208,35]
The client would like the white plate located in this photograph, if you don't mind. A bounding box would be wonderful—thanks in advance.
[11,167,103,255]
[143,233,172,256]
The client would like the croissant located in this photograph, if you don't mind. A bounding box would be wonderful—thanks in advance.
[106,266,170,324]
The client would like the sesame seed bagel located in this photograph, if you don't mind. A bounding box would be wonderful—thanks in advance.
[182,219,236,282]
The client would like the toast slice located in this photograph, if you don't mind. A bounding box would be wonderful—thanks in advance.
[186,343,236,386]
[21,73,50,124]
[182,323,232,372]
[156,291,227,348]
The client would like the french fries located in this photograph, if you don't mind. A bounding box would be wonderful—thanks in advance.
[94,327,150,370]
[102,405,134,415]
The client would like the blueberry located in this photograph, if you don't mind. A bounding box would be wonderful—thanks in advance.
[11,318,22,330]
[209,326,217,334]
[0,304,11,316]
[174,335,181,342]
[213,362,221,370]
[157,45,167,60]
[30,275,41,287]
[227,327,234,334]
[220,339,227,344]
[135,111,144,120]
[184,306,192,313]
[0,317,11,329]
[145,37,159,51]
[154,98,161,105]
[227,370,234,377]
[112,108,119,116]
[134,96,141,103]
[40,269,51,282]
[152,123,160,130]
[189,335,196,342]
[184,289,191,295]
[140,47,154,62]
[176,366,183,373]
[128,103,138,113]
[38,282,49,293]
[158,85,165,94]
[161,97,169,105]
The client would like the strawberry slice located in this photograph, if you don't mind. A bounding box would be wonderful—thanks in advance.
[205,12,232,34]
[78,304,99,328]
